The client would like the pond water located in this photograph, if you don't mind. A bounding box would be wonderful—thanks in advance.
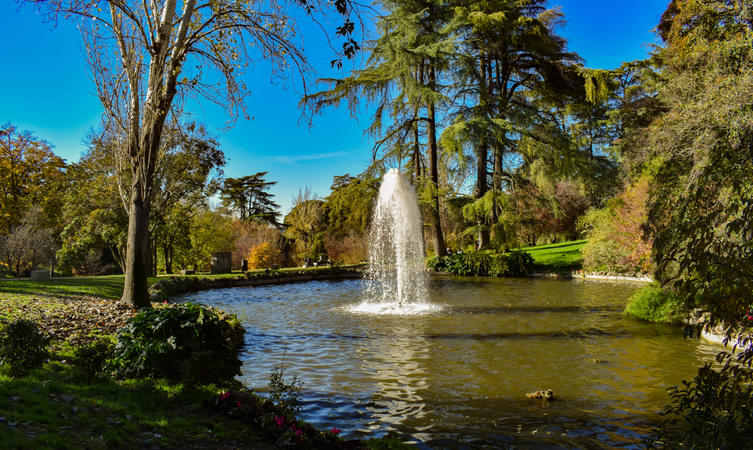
[176,276,718,448]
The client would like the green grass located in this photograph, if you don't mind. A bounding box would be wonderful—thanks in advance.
[0,264,366,301]
[0,352,270,449]
[518,240,587,272]
[0,275,132,300]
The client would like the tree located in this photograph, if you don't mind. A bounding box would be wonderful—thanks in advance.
[306,0,454,257]
[0,207,58,276]
[0,123,66,235]
[29,0,360,307]
[644,2,753,445]
[283,187,326,263]
[647,0,753,324]
[219,173,280,227]
[440,0,581,249]
[58,122,223,275]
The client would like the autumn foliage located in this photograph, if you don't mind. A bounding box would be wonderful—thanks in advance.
[247,242,284,270]
[580,175,652,273]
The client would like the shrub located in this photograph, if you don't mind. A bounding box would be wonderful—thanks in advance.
[427,251,533,277]
[110,303,242,384]
[624,285,686,324]
[0,319,50,377]
[649,341,753,449]
[72,337,115,382]
[579,175,652,274]
[506,251,534,276]
[247,241,285,270]
[269,364,303,417]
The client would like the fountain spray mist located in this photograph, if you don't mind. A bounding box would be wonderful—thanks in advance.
[351,169,437,314]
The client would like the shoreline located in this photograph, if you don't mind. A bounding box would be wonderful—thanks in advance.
[149,266,364,301]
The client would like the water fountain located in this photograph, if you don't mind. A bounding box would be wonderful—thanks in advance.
[350,168,437,314]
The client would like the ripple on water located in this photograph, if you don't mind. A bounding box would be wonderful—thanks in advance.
[176,278,714,448]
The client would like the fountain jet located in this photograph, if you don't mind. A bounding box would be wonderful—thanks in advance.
[353,169,436,314]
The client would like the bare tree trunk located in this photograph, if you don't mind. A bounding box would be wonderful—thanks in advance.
[427,66,446,257]
[121,187,151,307]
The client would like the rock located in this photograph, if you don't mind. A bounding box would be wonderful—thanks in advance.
[526,389,554,401]
[30,269,50,281]
[591,358,607,364]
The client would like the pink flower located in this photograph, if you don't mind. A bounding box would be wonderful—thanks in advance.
[330,427,342,435]
[163,300,168,304]
[274,416,285,428]
[295,428,303,438]
[219,391,231,401]
[235,401,242,408]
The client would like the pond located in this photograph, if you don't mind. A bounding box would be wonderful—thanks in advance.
[176,276,718,448]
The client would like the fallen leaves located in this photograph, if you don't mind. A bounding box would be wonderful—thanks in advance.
[0,293,136,345]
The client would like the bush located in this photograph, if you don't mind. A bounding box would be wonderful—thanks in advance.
[624,285,686,324]
[247,242,285,270]
[72,337,115,382]
[269,365,303,417]
[110,303,242,384]
[579,175,653,274]
[427,251,533,277]
[0,319,50,377]
[649,340,753,449]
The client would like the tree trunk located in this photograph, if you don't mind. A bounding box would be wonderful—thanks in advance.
[475,139,490,250]
[427,66,447,257]
[492,144,503,224]
[164,244,172,274]
[121,187,151,308]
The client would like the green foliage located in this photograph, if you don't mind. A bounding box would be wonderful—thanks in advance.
[71,337,115,382]
[110,303,242,384]
[580,174,652,274]
[647,0,753,326]
[649,340,753,449]
[624,285,686,324]
[220,172,280,226]
[268,364,303,417]
[428,250,532,277]
[0,319,50,377]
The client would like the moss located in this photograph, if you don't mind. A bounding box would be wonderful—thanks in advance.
[624,284,686,324]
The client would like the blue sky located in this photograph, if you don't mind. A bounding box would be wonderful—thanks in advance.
[0,1,667,214]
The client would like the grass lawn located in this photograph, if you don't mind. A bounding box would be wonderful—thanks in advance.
[518,240,586,272]
[0,357,272,449]
[0,264,366,301]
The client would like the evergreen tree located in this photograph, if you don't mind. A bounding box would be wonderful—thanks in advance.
[220,173,281,227]
[306,0,454,257]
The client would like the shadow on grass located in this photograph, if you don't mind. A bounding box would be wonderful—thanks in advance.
[0,276,126,300]
[0,360,261,449]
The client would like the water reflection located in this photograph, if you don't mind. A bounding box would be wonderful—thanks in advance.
[357,322,431,438]
[176,278,719,448]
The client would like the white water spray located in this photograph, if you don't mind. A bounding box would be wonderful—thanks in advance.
[349,169,438,315]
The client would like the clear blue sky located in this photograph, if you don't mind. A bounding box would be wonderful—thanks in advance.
[0,1,667,214]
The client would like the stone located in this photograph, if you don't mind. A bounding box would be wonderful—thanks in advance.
[210,252,232,274]
[30,269,50,281]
